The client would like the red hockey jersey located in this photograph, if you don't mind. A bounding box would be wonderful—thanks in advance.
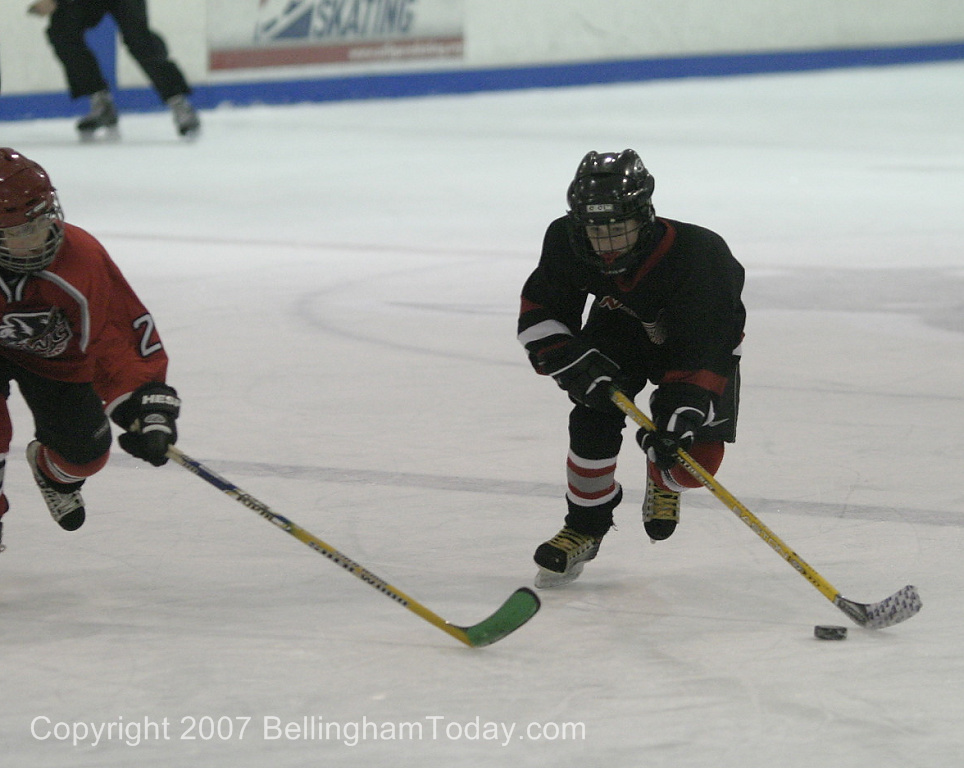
[0,223,168,412]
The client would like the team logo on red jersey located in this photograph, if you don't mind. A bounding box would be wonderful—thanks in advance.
[0,308,72,358]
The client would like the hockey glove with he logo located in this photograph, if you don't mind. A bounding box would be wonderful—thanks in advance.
[111,382,181,466]
[536,341,622,413]
[637,382,714,469]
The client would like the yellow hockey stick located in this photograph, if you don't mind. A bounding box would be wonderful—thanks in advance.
[611,389,921,629]
[167,446,540,647]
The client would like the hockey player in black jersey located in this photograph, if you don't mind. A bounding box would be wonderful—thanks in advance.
[518,149,746,587]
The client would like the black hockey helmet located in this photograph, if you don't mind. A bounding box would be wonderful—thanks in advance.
[566,149,656,275]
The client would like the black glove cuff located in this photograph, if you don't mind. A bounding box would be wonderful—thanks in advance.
[649,382,713,432]
[534,339,582,378]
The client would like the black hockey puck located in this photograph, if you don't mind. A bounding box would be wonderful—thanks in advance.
[814,625,848,640]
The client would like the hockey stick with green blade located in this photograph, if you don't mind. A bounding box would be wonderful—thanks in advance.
[611,389,921,629]
[166,446,540,647]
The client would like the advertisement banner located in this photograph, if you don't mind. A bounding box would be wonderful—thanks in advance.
[207,0,464,71]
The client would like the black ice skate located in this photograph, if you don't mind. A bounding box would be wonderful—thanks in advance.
[642,475,680,541]
[533,526,602,588]
[26,441,86,532]
[77,90,119,140]
[167,94,200,138]
[0,520,5,554]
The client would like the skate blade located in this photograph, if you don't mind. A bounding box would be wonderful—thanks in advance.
[534,562,585,589]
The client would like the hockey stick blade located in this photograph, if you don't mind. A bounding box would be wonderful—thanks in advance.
[167,446,540,648]
[456,587,541,647]
[610,389,924,630]
[834,584,922,629]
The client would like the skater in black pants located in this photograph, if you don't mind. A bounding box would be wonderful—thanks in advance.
[27,0,200,139]
[519,149,746,588]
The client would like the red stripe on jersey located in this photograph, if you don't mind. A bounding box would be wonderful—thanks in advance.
[660,369,728,396]
[519,296,544,315]
[615,219,677,292]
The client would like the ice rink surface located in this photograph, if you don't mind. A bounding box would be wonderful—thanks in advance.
[1,60,963,767]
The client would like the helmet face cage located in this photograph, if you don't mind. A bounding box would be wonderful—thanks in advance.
[566,149,656,276]
[0,204,64,274]
[0,148,65,273]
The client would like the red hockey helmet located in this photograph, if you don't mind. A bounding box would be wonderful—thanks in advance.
[0,147,64,273]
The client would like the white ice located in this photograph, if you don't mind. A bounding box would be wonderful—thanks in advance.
[2,60,963,767]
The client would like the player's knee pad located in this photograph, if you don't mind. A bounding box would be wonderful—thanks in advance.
[38,444,109,485]
[652,441,725,491]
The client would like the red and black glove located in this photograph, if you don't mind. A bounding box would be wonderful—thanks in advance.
[637,382,713,469]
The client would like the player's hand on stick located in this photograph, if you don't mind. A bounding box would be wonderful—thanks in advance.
[537,342,622,413]
[637,382,712,469]
[112,383,181,466]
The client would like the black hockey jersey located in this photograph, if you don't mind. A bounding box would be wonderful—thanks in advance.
[518,217,745,397]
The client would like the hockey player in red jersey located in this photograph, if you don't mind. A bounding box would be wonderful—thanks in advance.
[0,147,180,552]
[518,149,746,587]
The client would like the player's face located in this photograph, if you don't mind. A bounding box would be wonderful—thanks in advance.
[1,217,56,258]
[584,218,641,266]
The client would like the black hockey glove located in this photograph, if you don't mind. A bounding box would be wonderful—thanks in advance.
[112,383,181,466]
[537,342,622,413]
[637,383,713,470]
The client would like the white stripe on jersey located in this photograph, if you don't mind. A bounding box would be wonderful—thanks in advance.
[517,319,572,347]
[37,270,91,352]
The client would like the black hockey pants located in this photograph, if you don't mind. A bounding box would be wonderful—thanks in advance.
[46,0,190,101]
